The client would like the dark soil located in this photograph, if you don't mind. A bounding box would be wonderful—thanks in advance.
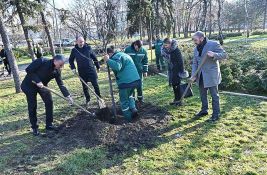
[9,102,174,174]
[8,66,174,174]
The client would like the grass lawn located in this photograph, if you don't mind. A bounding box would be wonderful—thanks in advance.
[0,65,267,174]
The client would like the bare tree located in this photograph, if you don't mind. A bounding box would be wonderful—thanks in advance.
[0,15,21,93]
[14,0,36,61]
[263,0,267,30]
[244,0,250,38]
[37,0,55,57]
[200,0,208,31]
[217,0,224,45]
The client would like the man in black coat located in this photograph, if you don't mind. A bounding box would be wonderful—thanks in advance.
[69,37,101,106]
[161,38,186,106]
[21,55,73,136]
[0,48,11,76]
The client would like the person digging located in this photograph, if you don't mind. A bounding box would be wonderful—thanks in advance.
[103,47,141,122]
[69,37,101,108]
[190,31,227,122]
[21,55,73,136]
[124,40,148,106]
[161,38,187,106]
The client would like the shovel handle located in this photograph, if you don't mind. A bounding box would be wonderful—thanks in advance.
[107,65,117,117]
[180,55,209,102]
[74,72,103,101]
[32,81,93,116]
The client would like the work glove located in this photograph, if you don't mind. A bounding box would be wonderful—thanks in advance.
[71,69,77,74]
[103,54,109,62]
[143,72,148,77]
[36,82,44,88]
[67,95,74,105]
[189,76,196,83]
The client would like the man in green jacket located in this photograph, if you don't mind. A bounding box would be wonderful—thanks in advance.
[103,47,141,122]
[153,35,165,71]
[124,40,148,104]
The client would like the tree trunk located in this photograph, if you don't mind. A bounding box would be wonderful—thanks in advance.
[155,0,160,35]
[244,0,250,38]
[139,0,143,40]
[0,15,21,93]
[200,0,208,31]
[217,0,224,45]
[208,0,212,37]
[263,0,267,30]
[15,0,36,61]
[38,0,56,57]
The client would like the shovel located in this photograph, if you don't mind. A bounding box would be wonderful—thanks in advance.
[73,72,106,109]
[32,81,94,116]
[107,65,117,118]
[180,55,209,103]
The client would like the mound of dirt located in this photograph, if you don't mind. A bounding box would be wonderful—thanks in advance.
[31,103,173,155]
[9,103,173,174]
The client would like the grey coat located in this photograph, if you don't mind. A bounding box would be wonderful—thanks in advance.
[192,39,227,88]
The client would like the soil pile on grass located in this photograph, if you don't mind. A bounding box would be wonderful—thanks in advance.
[25,102,173,158]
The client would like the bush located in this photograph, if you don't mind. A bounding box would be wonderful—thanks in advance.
[251,30,267,35]
[220,66,234,89]
[209,32,242,40]
[209,34,226,40]
[225,32,242,37]
[240,73,263,93]
[260,70,267,91]
[12,48,28,58]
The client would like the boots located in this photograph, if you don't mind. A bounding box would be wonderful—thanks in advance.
[170,85,182,106]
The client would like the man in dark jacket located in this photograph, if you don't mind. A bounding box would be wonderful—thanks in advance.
[0,48,11,76]
[21,55,73,136]
[33,43,43,59]
[69,37,101,107]
[161,38,185,106]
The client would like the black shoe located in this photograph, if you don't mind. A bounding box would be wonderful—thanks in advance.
[195,111,208,117]
[136,100,144,109]
[207,115,220,122]
[32,128,40,136]
[169,100,182,106]
[137,99,144,104]
[46,125,58,131]
[169,100,177,105]
[132,111,139,122]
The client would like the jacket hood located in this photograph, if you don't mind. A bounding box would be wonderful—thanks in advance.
[170,39,178,52]
[162,39,178,54]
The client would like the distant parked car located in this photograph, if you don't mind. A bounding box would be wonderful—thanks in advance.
[54,38,75,47]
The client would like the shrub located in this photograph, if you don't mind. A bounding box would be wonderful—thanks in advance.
[209,32,242,40]
[251,30,267,35]
[12,48,28,58]
[225,32,242,37]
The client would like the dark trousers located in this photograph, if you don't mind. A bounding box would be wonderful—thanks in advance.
[172,69,181,101]
[156,54,165,70]
[81,78,101,102]
[24,88,53,129]
[133,72,143,101]
[199,74,220,116]
[3,59,11,75]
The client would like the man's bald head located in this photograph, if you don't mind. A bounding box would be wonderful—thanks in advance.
[192,31,205,46]
[76,37,85,48]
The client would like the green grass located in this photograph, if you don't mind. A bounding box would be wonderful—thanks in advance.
[0,65,267,174]
[0,34,267,174]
